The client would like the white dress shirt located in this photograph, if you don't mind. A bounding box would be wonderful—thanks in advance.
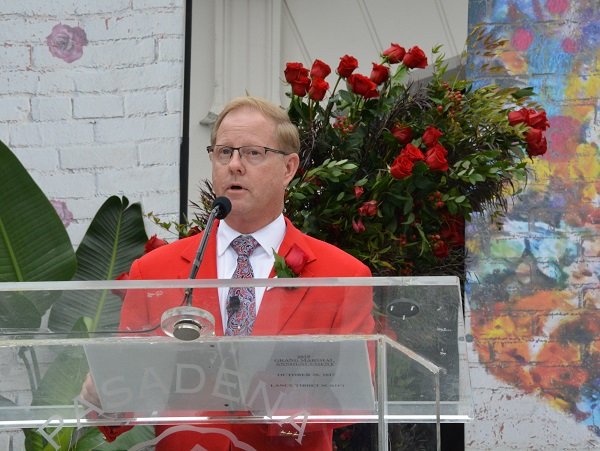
[216,214,286,331]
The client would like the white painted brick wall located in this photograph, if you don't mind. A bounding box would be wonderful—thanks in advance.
[159,36,185,61]
[97,164,180,196]
[31,97,72,122]
[0,0,132,16]
[0,124,8,143]
[73,95,124,119]
[0,45,30,70]
[10,122,95,147]
[12,147,60,172]
[60,144,139,169]
[125,92,167,115]
[0,0,184,260]
[94,114,181,143]
[0,72,39,94]
[138,138,180,165]
[0,97,30,121]
[166,88,183,112]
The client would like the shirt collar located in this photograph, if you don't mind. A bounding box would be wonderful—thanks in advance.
[217,214,286,257]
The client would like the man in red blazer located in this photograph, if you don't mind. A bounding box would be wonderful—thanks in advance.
[82,96,374,450]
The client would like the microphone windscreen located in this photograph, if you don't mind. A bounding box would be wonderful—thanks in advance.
[229,295,240,312]
[213,197,232,219]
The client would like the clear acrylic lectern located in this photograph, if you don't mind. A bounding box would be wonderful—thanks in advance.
[0,276,472,450]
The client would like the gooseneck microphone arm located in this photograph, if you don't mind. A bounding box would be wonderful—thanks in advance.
[182,196,232,307]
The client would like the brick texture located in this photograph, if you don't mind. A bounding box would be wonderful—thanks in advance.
[0,0,184,252]
[466,0,600,449]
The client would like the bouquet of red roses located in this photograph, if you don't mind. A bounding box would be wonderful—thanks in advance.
[281,39,548,277]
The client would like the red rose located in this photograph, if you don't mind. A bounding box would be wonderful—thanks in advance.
[392,124,413,145]
[508,107,529,126]
[370,63,390,85]
[440,215,465,247]
[308,77,329,101]
[284,244,310,275]
[422,125,443,148]
[101,424,134,442]
[424,144,449,171]
[145,234,168,254]
[432,240,450,259]
[525,128,548,156]
[527,110,550,131]
[400,143,425,162]
[291,76,311,97]
[382,43,406,64]
[358,200,377,217]
[352,218,365,233]
[284,62,308,83]
[347,73,379,99]
[390,154,414,179]
[310,59,331,79]
[112,271,130,301]
[403,46,428,69]
[337,55,359,78]
[354,186,364,200]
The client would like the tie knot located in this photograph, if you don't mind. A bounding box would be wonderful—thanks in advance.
[231,235,259,257]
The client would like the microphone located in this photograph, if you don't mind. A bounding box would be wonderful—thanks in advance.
[161,197,232,341]
[228,296,240,312]
[184,196,232,296]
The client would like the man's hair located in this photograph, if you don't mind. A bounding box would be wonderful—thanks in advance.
[210,97,300,154]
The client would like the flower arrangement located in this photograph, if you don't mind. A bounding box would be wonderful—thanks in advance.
[280,33,549,277]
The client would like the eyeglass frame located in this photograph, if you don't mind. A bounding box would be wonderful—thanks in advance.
[206,145,289,164]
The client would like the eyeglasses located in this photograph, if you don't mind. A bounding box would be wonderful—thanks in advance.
[207,145,289,165]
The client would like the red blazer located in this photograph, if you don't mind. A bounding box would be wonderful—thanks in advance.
[100,218,374,450]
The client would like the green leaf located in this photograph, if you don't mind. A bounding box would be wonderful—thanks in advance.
[469,173,486,184]
[512,87,535,99]
[272,249,297,278]
[402,213,415,224]
[0,140,76,283]
[339,89,354,104]
[0,140,77,328]
[403,197,414,215]
[291,192,306,200]
[48,196,148,332]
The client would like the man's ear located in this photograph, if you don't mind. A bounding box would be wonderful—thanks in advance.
[283,153,300,185]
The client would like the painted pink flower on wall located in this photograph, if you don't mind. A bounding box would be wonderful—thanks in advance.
[46,24,88,63]
[50,200,73,228]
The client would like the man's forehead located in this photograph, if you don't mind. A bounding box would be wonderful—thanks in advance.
[218,108,275,134]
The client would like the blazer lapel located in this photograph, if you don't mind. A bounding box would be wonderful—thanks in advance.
[253,218,315,335]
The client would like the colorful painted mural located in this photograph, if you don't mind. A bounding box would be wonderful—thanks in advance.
[467,0,600,440]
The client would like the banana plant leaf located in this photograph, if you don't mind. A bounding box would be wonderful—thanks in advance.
[25,423,155,451]
[0,140,77,329]
[22,318,154,450]
[48,196,148,332]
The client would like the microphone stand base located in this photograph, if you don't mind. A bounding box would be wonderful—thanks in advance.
[161,307,216,341]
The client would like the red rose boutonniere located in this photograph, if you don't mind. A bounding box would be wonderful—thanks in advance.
[273,244,309,278]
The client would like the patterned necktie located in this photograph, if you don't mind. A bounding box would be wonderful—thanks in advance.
[225,235,260,336]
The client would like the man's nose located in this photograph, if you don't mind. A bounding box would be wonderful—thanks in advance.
[228,149,245,170]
